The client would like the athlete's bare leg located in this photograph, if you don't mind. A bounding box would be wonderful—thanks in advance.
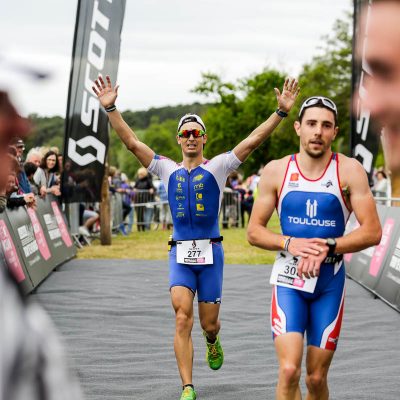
[171,286,195,386]
[198,302,220,341]
[305,346,335,400]
[275,333,304,400]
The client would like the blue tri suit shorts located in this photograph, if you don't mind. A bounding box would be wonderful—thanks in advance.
[271,263,346,351]
[169,242,224,304]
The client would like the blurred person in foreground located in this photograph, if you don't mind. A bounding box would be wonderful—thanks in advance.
[359,0,400,201]
[0,87,83,399]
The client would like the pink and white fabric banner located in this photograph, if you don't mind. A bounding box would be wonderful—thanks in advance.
[51,201,73,247]
[0,220,26,282]
[27,208,51,261]
[369,218,394,277]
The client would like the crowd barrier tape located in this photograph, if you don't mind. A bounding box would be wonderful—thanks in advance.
[345,204,400,312]
[0,195,76,294]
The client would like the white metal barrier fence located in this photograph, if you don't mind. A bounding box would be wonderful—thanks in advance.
[66,189,243,237]
[127,189,242,231]
[372,190,400,206]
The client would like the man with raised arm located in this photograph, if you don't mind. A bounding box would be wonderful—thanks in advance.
[93,75,299,400]
[247,96,382,400]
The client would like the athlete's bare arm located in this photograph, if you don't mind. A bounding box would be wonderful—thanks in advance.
[247,158,327,257]
[233,78,300,162]
[297,155,382,279]
[92,75,154,168]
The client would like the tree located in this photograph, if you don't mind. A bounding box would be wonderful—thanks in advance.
[296,14,353,155]
[192,11,354,177]
[193,70,291,177]
[143,118,182,161]
[108,118,183,179]
[26,114,65,152]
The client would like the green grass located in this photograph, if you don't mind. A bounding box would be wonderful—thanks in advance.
[78,213,281,265]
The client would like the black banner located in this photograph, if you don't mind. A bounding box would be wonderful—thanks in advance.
[62,0,126,203]
[351,0,380,186]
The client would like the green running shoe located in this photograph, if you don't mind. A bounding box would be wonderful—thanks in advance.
[203,331,224,370]
[180,386,197,400]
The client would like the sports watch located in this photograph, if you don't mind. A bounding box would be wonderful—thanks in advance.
[326,238,337,255]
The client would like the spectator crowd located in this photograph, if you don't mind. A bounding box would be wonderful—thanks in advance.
[1,137,277,243]
[1,138,61,213]
[5,136,393,243]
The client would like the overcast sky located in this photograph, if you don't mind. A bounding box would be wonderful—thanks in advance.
[1,0,351,117]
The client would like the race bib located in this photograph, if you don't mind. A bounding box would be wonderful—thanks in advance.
[270,251,317,293]
[176,239,214,265]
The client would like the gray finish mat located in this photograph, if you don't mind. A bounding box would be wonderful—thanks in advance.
[32,259,400,399]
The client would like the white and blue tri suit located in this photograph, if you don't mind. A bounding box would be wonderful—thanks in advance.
[148,151,242,303]
[271,153,351,350]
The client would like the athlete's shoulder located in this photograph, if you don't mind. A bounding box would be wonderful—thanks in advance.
[337,153,368,187]
[154,154,179,164]
[148,154,182,178]
[262,155,292,175]
[209,150,237,160]
[205,150,241,170]
[337,153,365,173]
[259,155,292,191]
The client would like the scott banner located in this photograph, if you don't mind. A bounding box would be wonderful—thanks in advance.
[62,0,126,203]
[351,0,380,186]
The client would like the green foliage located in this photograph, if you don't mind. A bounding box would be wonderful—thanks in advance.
[25,104,209,180]
[192,70,291,176]
[108,128,141,178]
[190,10,354,177]
[143,119,181,161]
[27,114,65,152]
[296,14,353,155]
[108,119,184,178]
[121,103,209,130]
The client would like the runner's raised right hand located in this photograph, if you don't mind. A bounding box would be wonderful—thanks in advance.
[92,75,119,108]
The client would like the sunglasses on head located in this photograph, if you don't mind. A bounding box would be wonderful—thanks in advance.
[299,96,338,118]
[177,129,206,138]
